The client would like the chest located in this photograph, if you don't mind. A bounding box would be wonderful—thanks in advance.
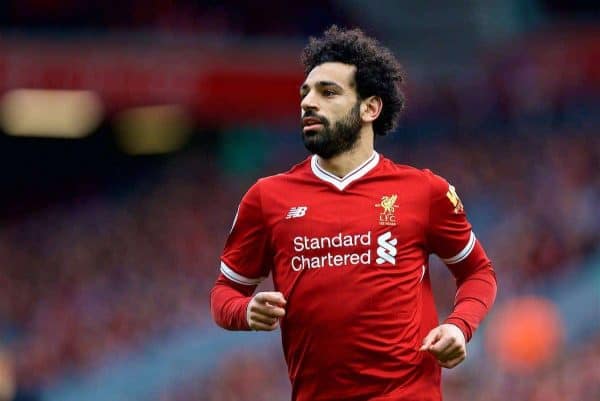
[264,184,428,256]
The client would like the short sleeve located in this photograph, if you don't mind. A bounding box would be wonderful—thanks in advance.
[424,170,475,264]
[220,181,272,285]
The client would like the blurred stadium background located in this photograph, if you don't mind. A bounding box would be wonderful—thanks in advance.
[0,1,598,400]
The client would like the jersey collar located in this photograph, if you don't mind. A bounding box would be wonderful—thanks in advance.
[310,151,380,191]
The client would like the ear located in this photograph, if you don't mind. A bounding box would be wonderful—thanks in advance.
[361,96,383,123]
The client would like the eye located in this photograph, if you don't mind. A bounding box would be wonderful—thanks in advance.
[323,89,336,97]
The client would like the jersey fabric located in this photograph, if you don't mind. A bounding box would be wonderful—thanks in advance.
[211,152,497,401]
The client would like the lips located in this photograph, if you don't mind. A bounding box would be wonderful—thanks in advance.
[302,116,325,133]
[302,117,323,127]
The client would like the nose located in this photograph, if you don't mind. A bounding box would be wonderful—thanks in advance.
[301,90,319,113]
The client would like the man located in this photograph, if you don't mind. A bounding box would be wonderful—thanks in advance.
[210,26,497,401]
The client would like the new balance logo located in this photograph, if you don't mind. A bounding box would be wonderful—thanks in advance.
[286,206,308,219]
[376,231,397,265]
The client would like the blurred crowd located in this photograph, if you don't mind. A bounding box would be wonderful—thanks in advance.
[0,0,348,37]
[442,335,600,401]
[0,151,234,389]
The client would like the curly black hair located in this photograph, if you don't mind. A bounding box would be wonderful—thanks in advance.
[301,25,405,136]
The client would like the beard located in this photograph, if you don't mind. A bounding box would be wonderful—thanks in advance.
[301,102,362,159]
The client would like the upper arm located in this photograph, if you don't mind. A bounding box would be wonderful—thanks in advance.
[425,170,475,267]
[220,181,272,286]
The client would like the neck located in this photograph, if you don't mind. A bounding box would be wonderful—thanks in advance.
[316,128,375,178]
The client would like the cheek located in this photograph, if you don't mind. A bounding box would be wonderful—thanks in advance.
[330,100,348,113]
[331,104,352,120]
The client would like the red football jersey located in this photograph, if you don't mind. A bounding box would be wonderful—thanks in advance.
[212,152,496,401]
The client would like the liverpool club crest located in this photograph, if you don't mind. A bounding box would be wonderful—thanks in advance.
[375,194,399,226]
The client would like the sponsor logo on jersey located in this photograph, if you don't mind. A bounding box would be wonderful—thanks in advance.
[376,231,397,265]
[290,232,371,271]
[375,194,399,226]
[289,230,399,271]
[446,185,464,214]
[286,206,308,219]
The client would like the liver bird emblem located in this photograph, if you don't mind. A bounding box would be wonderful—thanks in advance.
[380,195,398,214]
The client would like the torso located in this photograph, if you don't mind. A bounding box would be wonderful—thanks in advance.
[256,153,441,401]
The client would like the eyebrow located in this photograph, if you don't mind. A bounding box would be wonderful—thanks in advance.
[300,81,344,93]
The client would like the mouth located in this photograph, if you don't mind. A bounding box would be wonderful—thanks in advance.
[302,117,325,133]
[303,123,323,133]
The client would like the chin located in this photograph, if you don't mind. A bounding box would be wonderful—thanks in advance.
[302,131,322,145]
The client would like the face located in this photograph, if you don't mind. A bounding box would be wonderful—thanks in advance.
[300,62,363,159]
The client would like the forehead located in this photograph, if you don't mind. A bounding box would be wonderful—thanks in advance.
[303,62,356,89]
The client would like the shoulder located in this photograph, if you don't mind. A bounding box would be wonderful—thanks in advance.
[376,156,454,206]
[421,168,451,195]
[379,155,449,191]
